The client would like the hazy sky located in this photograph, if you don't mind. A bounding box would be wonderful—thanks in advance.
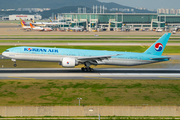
[98,0,180,9]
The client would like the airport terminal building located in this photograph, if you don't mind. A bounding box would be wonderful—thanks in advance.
[57,13,180,31]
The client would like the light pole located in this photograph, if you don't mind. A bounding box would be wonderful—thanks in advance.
[77,98,82,106]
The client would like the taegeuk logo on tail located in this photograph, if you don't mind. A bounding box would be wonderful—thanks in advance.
[154,43,163,52]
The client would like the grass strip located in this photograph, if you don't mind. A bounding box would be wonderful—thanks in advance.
[1,40,180,43]
[0,79,179,106]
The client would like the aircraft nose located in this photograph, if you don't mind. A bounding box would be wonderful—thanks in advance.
[2,52,7,57]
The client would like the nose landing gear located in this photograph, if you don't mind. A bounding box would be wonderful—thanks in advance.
[11,59,17,67]
[13,63,17,67]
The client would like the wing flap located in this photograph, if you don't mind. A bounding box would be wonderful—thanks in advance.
[78,54,121,61]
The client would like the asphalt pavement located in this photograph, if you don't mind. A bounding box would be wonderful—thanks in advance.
[0,68,180,80]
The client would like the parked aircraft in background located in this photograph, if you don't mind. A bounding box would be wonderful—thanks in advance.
[2,33,171,72]
[29,23,44,31]
[30,18,65,26]
[68,27,83,31]
[20,22,31,30]
[20,18,66,27]
[156,28,163,32]
[30,23,53,31]
[20,19,31,26]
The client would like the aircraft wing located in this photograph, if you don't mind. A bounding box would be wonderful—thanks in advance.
[78,54,121,61]
[150,57,171,60]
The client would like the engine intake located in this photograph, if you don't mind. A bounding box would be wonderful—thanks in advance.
[61,57,77,68]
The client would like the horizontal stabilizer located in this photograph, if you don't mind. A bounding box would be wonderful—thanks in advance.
[150,57,171,60]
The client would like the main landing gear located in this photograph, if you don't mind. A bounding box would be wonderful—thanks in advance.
[81,62,94,72]
[11,59,17,67]
[81,67,94,72]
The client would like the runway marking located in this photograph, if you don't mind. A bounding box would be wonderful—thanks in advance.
[8,76,35,80]
[83,76,112,80]
[159,76,180,79]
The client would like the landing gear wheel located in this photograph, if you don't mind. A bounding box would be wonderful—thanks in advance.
[81,67,94,72]
[90,68,94,72]
[81,62,94,72]
[13,64,17,67]
[84,68,87,72]
[81,67,85,71]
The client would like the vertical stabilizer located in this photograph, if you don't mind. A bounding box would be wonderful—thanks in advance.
[20,18,26,25]
[30,18,35,23]
[21,22,25,27]
[29,23,35,28]
[144,33,171,56]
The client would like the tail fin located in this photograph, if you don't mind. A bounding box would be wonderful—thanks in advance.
[144,33,171,56]
[21,22,25,27]
[49,19,52,22]
[20,18,26,24]
[30,18,35,23]
[29,23,35,28]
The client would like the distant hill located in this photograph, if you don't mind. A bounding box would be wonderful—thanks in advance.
[41,6,91,18]
[0,0,131,9]
[41,6,155,19]
[0,0,156,18]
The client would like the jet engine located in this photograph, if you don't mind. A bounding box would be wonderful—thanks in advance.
[61,57,77,68]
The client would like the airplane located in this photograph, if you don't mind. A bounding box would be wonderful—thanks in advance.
[20,18,66,27]
[20,18,31,26]
[30,23,53,31]
[20,18,55,26]
[30,18,65,26]
[68,27,83,31]
[156,28,163,32]
[2,33,171,72]
[20,22,31,30]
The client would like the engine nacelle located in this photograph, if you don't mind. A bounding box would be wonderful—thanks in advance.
[61,57,77,68]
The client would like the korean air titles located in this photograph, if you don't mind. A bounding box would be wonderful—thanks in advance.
[24,48,59,53]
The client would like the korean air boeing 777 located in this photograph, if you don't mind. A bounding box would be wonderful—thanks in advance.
[2,33,171,71]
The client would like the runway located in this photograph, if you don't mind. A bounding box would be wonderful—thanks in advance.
[0,68,180,80]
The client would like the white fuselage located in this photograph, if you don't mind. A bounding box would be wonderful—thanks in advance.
[2,52,158,66]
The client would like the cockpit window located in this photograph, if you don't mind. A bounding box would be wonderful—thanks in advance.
[5,50,9,52]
